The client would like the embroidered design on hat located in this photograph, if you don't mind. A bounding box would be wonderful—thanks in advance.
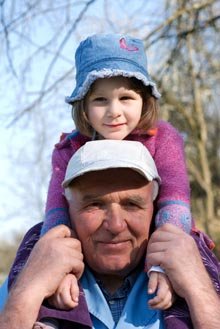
[119,38,139,51]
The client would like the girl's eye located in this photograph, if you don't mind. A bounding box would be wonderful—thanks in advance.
[93,97,106,102]
[120,95,134,101]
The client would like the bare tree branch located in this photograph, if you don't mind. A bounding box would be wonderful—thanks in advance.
[40,0,97,93]
[144,0,217,46]
[160,88,197,132]
[0,0,17,77]
[187,158,207,191]
[7,68,72,127]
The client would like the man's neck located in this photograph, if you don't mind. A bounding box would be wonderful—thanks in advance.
[94,273,125,294]
[93,265,142,294]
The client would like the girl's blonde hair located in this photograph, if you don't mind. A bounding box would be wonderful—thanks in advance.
[71,77,159,138]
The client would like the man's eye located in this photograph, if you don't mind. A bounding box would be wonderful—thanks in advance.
[124,202,140,209]
[85,202,102,209]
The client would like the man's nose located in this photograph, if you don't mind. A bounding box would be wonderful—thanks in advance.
[103,205,126,234]
[107,100,121,118]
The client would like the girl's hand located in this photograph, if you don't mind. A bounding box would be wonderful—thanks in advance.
[148,271,175,310]
[48,273,79,310]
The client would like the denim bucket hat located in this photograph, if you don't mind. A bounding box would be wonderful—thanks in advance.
[65,33,161,104]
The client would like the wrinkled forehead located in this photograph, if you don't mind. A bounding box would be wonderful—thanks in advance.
[66,169,155,207]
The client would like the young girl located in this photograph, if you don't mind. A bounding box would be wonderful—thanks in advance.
[36,33,192,326]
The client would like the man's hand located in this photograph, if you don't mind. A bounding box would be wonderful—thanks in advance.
[147,224,220,329]
[19,224,84,299]
[0,225,84,329]
[146,223,208,298]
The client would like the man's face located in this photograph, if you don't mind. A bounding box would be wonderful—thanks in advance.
[68,168,154,279]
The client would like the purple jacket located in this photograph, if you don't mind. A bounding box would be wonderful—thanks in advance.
[8,222,220,329]
[41,120,192,235]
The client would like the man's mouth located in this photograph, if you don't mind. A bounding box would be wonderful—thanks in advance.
[97,240,131,250]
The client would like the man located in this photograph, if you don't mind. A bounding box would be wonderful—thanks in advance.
[0,140,220,329]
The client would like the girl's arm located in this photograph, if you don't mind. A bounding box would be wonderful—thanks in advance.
[153,121,192,233]
[41,132,89,236]
[41,146,71,235]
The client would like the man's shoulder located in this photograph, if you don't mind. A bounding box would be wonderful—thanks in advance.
[191,229,220,294]
[8,222,43,289]
[22,222,43,241]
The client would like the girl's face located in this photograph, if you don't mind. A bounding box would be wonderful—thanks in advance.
[85,76,143,140]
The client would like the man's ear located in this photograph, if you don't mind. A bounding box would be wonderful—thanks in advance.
[69,222,78,239]
[152,181,159,201]
[63,188,72,202]
[149,210,156,236]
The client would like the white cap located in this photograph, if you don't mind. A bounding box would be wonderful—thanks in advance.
[62,140,161,198]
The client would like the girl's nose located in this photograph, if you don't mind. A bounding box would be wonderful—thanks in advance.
[107,101,121,118]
